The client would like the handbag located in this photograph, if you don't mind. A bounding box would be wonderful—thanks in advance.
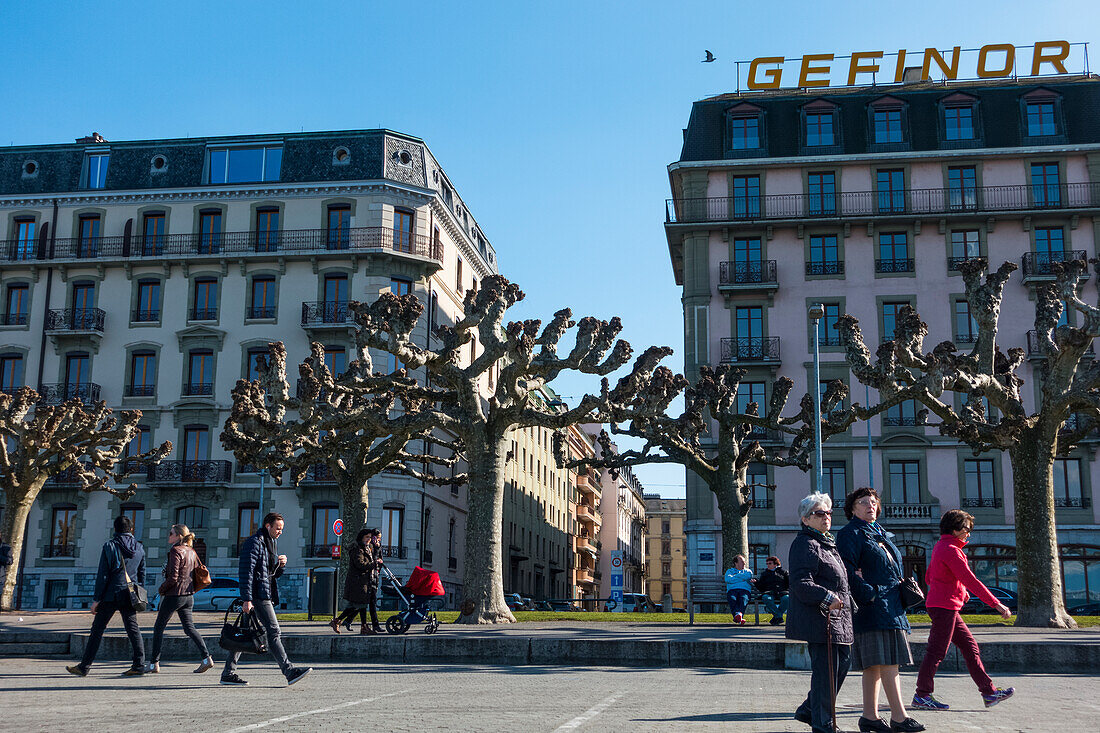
[192,552,212,592]
[219,606,268,655]
[113,541,148,612]
[899,575,925,610]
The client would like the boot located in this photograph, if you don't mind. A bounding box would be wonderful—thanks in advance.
[360,625,377,635]
[372,624,384,634]
[328,618,341,634]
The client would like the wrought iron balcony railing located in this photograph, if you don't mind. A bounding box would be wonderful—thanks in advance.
[1,226,445,264]
[44,308,105,332]
[301,301,350,326]
[718,260,778,286]
[961,496,1003,508]
[299,463,335,483]
[247,306,276,319]
[1055,496,1092,508]
[875,258,915,274]
[1026,330,1095,358]
[750,497,774,509]
[182,382,214,396]
[124,384,156,397]
[44,544,76,558]
[131,309,160,323]
[666,182,1100,223]
[806,261,845,276]
[882,503,934,520]
[37,383,101,405]
[1020,250,1088,279]
[720,337,780,364]
[147,459,232,484]
[380,545,408,559]
[882,415,921,427]
[1,312,28,326]
[189,308,218,321]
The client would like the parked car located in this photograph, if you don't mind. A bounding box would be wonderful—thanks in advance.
[550,600,582,612]
[620,593,656,613]
[960,586,1018,614]
[1069,601,1100,615]
[535,600,554,611]
[150,577,241,612]
[504,593,535,611]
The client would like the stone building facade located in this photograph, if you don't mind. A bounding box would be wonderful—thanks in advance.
[643,495,687,609]
[591,430,648,595]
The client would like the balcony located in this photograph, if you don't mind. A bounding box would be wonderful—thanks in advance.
[750,497,774,509]
[299,463,335,484]
[875,258,915,274]
[576,568,594,585]
[1020,250,1088,283]
[882,503,936,522]
[882,415,921,427]
[718,260,778,293]
[44,544,76,558]
[1026,330,1095,360]
[1,226,445,265]
[575,473,599,496]
[44,308,105,333]
[247,306,276,319]
[575,536,591,551]
[380,545,408,559]
[131,309,160,323]
[576,505,596,522]
[306,543,337,559]
[147,459,232,485]
[37,383,101,405]
[665,181,1100,224]
[805,261,845,277]
[301,301,351,330]
[45,464,86,486]
[947,256,987,272]
[124,384,156,398]
[1055,496,1092,509]
[961,496,1003,508]
[1,312,28,326]
[188,308,218,321]
[720,337,780,365]
[182,382,214,397]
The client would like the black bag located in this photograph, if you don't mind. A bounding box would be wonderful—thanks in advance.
[112,541,148,612]
[219,605,268,655]
[899,575,925,610]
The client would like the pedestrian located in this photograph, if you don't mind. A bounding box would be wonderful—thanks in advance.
[836,487,924,733]
[148,523,214,673]
[0,530,13,609]
[66,515,147,677]
[330,528,384,634]
[220,512,312,686]
[788,492,854,733]
[912,509,1014,710]
[757,555,790,625]
[724,554,753,625]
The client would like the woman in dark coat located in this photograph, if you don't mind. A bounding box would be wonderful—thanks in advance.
[836,487,924,733]
[330,528,383,634]
[787,492,855,733]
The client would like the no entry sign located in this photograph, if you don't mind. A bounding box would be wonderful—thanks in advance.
[333,518,343,536]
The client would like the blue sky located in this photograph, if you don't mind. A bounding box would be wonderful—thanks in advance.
[2,1,1096,497]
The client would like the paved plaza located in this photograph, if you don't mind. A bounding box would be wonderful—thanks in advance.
[0,657,1095,732]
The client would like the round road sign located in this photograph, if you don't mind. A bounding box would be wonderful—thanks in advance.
[611,556,622,569]
[333,518,343,536]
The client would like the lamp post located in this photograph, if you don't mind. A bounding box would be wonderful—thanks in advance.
[808,303,824,494]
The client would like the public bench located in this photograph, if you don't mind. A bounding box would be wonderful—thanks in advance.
[686,574,764,625]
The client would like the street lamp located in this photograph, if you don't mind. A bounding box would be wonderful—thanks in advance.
[807,303,824,495]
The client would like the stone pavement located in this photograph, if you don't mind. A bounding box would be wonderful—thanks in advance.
[1,656,1096,733]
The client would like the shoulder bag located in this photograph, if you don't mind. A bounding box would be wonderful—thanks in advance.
[219,606,268,654]
[192,548,212,592]
[113,541,148,612]
[876,536,925,610]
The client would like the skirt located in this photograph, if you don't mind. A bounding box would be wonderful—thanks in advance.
[852,628,913,670]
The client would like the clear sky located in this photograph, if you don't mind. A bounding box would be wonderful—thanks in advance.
[2,1,1097,498]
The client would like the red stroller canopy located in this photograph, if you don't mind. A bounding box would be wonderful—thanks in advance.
[404,566,445,597]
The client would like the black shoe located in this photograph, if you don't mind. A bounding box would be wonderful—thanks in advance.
[770,615,785,625]
[122,666,145,676]
[890,718,925,732]
[859,717,892,732]
[220,673,249,685]
[286,667,312,686]
[794,709,812,726]
[65,664,88,677]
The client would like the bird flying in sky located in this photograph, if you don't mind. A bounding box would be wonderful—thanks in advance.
[702,50,716,63]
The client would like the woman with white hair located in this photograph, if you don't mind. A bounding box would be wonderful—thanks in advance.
[787,493,855,733]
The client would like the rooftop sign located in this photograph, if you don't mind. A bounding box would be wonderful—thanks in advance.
[739,41,1088,91]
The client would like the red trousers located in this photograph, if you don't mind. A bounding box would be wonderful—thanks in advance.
[915,606,995,697]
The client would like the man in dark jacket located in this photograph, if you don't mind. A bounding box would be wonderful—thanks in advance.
[66,515,147,677]
[221,512,311,686]
[756,555,790,625]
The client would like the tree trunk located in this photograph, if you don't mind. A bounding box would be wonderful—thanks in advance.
[456,432,515,624]
[1009,430,1077,628]
[713,470,750,571]
[1,481,41,611]
[334,470,370,613]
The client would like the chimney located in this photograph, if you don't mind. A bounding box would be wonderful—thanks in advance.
[75,132,108,143]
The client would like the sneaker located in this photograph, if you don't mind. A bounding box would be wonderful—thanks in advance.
[65,664,88,677]
[220,673,248,685]
[147,662,160,673]
[890,718,925,732]
[734,613,744,625]
[122,666,145,676]
[286,667,312,686]
[982,687,1014,707]
[193,657,214,674]
[911,695,949,711]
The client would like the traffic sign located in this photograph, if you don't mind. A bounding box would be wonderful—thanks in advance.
[611,555,622,569]
[331,544,340,559]
[333,518,343,536]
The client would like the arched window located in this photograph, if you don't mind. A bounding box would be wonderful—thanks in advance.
[176,505,208,528]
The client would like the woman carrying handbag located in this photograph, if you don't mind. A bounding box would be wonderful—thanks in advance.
[148,524,214,673]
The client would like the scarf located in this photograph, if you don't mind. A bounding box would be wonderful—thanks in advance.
[262,528,278,575]
[803,524,835,545]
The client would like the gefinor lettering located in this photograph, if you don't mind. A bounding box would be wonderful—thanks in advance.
[747,57,784,90]
[976,43,1015,78]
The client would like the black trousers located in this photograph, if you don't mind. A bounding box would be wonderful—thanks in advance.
[150,594,210,663]
[81,596,144,669]
[335,587,379,627]
[795,641,851,733]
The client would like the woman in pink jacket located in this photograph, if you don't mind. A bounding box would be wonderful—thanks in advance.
[912,510,1014,711]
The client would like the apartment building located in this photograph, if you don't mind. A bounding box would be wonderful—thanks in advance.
[0,128,499,610]
[559,423,600,604]
[590,429,648,595]
[665,75,1100,605]
[643,495,686,609]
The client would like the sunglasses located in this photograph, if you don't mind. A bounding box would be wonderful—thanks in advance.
[810,510,832,517]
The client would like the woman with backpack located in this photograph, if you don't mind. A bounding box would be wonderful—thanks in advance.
[148,523,214,673]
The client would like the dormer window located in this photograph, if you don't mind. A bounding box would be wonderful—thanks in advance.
[208,145,282,184]
[806,111,834,146]
[83,152,109,189]
[1021,88,1064,140]
[868,96,909,150]
[944,105,974,140]
[725,103,764,155]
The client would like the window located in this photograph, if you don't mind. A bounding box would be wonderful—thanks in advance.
[322,274,348,323]
[183,426,210,462]
[731,175,760,219]
[72,282,95,318]
[1034,227,1066,274]
[876,169,906,213]
[382,504,405,553]
[192,278,218,320]
[808,234,840,275]
[126,425,152,458]
[390,278,412,297]
[393,209,413,253]
[208,145,282,184]
[947,166,978,211]
[816,303,841,346]
[964,459,997,506]
[661,520,671,535]
[873,108,903,143]
[747,463,769,507]
[77,215,101,258]
[888,460,921,503]
[249,276,276,319]
[730,115,760,150]
[186,350,214,395]
[877,233,911,273]
[1031,163,1061,208]
[735,306,763,342]
[198,210,221,254]
[881,301,911,342]
[1026,101,1057,136]
[13,218,35,260]
[805,112,834,146]
[50,505,77,555]
[120,503,144,540]
[1061,545,1100,605]
[448,517,456,566]
[176,505,208,528]
[128,351,156,397]
[142,212,165,255]
[237,503,259,552]
[327,205,350,249]
[246,348,266,381]
[323,346,346,377]
[735,381,766,420]
[884,399,919,427]
[954,300,978,343]
[944,105,975,140]
[64,353,90,398]
[1053,458,1084,507]
[807,172,836,215]
[822,461,846,502]
[134,280,160,322]
[84,153,109,189]
[949,230,981,270]
[255,208,279,252]
[456,258,464,294]
[0,355,23,393]
[4,284,28,325]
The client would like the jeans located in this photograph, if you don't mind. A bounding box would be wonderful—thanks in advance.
[223,600,292,678]
[150,594,210,663]
[726,588,750,617]
[762,592,790,619]
[81,596,144,669]
[335,587,380,628]
[915,606,994,697]
[795,641,851,733]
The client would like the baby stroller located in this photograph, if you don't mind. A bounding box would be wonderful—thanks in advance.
[382,565,444,634]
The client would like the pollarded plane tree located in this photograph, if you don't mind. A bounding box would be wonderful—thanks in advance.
[553,362,853,570]
[221,341,464,576]
[353,275,664,623]
[0,388,170,610]
[836,258,1097,628]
